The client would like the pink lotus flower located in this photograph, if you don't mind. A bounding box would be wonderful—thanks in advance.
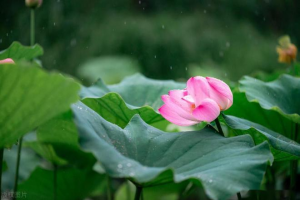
[0,58,15,64]
[158,76,233,126]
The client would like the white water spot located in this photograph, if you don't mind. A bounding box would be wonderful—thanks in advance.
[226,42,230,47]
[129,172,135,176]
[127,163,132,167]
[209,179,213,183]
[203,10,207,14]
[118,164,123,169]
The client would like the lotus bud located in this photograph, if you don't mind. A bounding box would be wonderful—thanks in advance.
[276,35,297,64]
[25,0,43,9]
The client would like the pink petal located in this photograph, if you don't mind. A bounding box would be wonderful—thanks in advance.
[159,105,199,126]
[192,98,220,122]
[182,95,195,104]
[187,76,210,107]
[0,58,14,64]
[168,90,188,99]
[161,95,196,121]
[206,77,233,110]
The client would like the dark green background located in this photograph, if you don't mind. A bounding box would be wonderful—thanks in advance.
[1,0,299,81]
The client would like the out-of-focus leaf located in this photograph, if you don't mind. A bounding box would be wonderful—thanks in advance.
[0,42,43,60]
[33,110,96,167]
[18,167,107,200]
[0,63,80,148]
[23,142,68,166]
[77,56,140,84]
[2,161,7,172]
[72,102,273,200]
[2,134,41,191]
[239,74,300,123]
[223,114,300,161]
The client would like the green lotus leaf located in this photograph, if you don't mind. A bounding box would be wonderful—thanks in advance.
[0,42,43,60]
[18,167,107,200]
[82,93,167,129]
[239,74,300,123]
[0,63,80,148]
[80,74,185,129]
[80,73,185,111]
[225,92,297,138]
[72,102,273,200]
[223,114,300,161]
[31,110,96,167]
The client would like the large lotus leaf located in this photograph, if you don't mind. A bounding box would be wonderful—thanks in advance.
[223,114,300,161]
[32,110,96,167]
[239,75,300,123]
[0,64,80,148]
[82,93,167,129]
[72,102,273,200]
[224,92,296,138]
[0,41,43,60]
[80,73,185,111]
[18,167,107,200]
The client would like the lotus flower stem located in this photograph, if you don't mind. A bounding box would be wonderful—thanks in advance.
[134,186,143,200]
[237,192,242,200]
[30,9,35,46]
[0,148,4,196]
[13,137,23,199]
[53,164,57,200]
[214,117,224,137]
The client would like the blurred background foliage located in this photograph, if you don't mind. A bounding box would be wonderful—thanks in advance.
[1,0,299,83]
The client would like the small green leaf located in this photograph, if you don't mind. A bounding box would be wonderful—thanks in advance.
[34,110,96,167]
[239,75,300,123]
[23,142,68,166]
[0,42,43,60]
[82,93,167,129]
[18,167,107,200]
[72,102,273,200]
[0,63,80,148]
[223,114,300,161]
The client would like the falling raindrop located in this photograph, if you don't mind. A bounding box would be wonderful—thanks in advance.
[139,0,141,4]
[162,25,165,29]
[154,55,157,59]
[170,66,172,70]
[203,10,207,14]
